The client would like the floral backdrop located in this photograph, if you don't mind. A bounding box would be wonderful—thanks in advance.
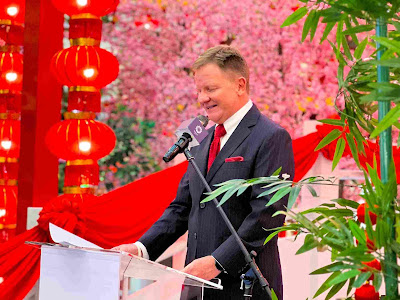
[99,0,340,190]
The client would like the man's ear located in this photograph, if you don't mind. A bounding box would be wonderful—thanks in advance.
[236,77,247,95]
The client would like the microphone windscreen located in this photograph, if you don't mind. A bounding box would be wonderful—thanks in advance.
[197,115,209,127]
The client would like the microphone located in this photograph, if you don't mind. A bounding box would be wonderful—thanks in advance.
[163,115,209,163]
[241,268,256,299]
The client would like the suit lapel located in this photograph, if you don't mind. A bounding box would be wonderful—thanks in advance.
[205,105,260,183]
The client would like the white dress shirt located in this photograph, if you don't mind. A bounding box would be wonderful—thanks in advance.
[135,100,253,260]
[220,100,253,150]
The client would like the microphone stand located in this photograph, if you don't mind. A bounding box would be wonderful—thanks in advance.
[183,147,272,300]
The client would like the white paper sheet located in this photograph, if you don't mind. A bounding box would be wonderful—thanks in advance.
[49,223,101,249]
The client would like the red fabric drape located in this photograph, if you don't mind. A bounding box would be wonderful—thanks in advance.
[0,162,187,300]
[1,122,400,299]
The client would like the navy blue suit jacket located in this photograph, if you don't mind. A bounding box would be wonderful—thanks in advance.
[139,105,295,299]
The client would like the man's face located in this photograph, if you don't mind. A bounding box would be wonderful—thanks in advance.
[194,63,244,124]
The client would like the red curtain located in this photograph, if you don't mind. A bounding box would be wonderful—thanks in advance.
[0,162,187,300]
[1,122,399,299]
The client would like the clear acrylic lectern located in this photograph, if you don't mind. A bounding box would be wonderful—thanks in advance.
[29,243,222,300]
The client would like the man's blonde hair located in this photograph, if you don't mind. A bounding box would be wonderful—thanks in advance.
[192,45,250,93]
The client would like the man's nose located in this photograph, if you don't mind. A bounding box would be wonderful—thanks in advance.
[198,92,209,103]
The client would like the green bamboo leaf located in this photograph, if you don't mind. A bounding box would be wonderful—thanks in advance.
[314,272,341,298]
[364,209,374,244]
[217,186,239,207]
[202,184,237,203]
[367,82,400,91]
[366,162,382,195]
[263,180,293,189]
[264,229,284,245]
[372,36,400,54]
[311,262,344,275]
[302,10,316,41]
[271,288,278,300]
[342,36,353,60]
[321,22,336,43]
[354,37,368,60]
[318,118,346,126]
[271,166,282,176]
[328,40,347,65]
[336,19,343,49]
[281,7,308,27]
[347,277,355,296]
[309,10,320,41]
[320,203,336,208]
[352,272,372,288]
[264,186,291,207]
[337,62,344,87]
[315,129,342,151]
[346,133,360,167]
[342,24,374,35]
[348,220,366,244]
[369,58,400,68]
[236,186,248,197]
[296,234,318,255]
[327,263,359,272]
[343,16,358,45]
[287,184,301,210]
[332,198,360,209]
[331,137,346,171]
[328,269,361,285]
[373,272,382,292]
[370,104,400,138]
[257,182,293,197]
[326,280,347,300]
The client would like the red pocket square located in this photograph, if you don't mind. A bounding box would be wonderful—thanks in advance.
[225,156,244,162]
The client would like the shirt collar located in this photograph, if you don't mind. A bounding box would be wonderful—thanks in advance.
[222,100,253,136]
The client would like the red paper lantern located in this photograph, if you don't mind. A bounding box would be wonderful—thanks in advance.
[0,24,24,46]
[0,1,25,25]
[0,51,23,91]
[45,119,116,160]
[357,203,377,225]
[0,91,21,113]
[64,160,99,188]
[51,0,119,17]
[0,159,18,183]
[69,17,102,44]
[355,283,379,300]
[0,119,20,158]
[0,185,17,228]
[68,88,101,112]
[51,46,119,89]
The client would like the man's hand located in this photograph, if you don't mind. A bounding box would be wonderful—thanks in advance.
[182,255,221,281]
[111,243,139,256]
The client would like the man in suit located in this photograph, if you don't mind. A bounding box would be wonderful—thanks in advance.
[113,45,294,300]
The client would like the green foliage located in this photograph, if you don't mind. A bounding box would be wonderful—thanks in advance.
[99,105,160,191]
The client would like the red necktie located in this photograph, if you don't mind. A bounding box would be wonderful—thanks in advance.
[207,124,227,171]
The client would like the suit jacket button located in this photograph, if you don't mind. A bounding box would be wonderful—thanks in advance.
[200,202,206,209]
[194,233,197,239]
